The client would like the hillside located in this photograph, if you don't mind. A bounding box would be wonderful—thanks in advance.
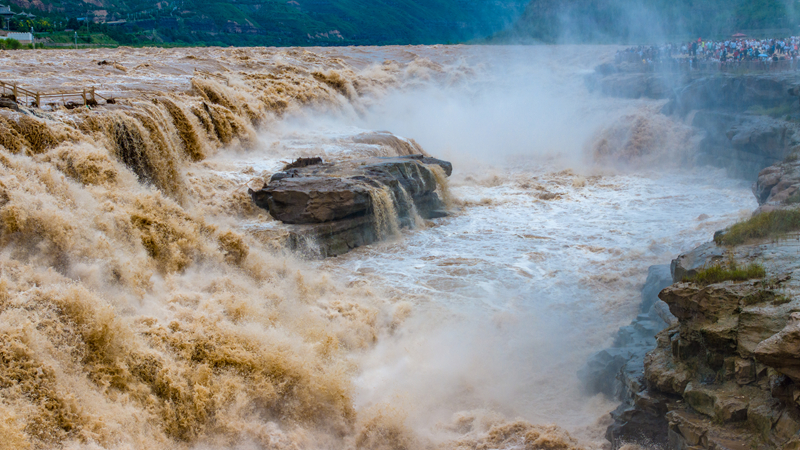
[494,0,798,43]
[4,0,526,46]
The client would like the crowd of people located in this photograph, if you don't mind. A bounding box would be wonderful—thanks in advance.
[616,36,800,70]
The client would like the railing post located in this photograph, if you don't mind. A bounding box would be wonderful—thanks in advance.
[82,89,86,106]
[12,83,17,102]
[35,92,40,108]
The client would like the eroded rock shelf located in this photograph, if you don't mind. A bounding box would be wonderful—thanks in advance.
[248,154,452,257]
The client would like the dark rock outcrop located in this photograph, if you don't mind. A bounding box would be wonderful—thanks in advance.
[673,73,800,115]
[605,222,800,449]
[248,154,452,257]
[693,111,800,179]
[591,64,800,448]
[0,97,19,111]
[754,158,800,207]
[579,265,676,448]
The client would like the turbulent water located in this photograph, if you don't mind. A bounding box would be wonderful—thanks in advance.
[0,45,755,449]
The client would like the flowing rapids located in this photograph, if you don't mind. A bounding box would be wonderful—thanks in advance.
[0,45,755,449]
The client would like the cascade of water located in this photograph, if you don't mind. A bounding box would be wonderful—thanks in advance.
[396,184,425,228]
[367,185,401,239]
[427,164,453,211]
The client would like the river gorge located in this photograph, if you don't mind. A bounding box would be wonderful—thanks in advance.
[0,44,795,449]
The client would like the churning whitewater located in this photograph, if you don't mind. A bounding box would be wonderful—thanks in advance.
[0,45,754,449]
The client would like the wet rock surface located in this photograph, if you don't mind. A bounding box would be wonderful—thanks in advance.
[580,265,678,447]
[248,154,452,256]
[693,111,800,179]
[591,116,800,447]
[603,218,800,449]
[754,159,800,207]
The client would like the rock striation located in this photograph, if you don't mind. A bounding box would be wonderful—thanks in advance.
[586,62,800,450]
[601,197,800,448]
[248,154,452,256]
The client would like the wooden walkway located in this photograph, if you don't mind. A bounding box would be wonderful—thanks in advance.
[0,80,114,109]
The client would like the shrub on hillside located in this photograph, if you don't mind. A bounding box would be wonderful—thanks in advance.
[0,38,22,50]
[683,262,766,285]
[715,209,800,246]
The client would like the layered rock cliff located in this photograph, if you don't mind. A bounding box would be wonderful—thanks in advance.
[587,64,800,449]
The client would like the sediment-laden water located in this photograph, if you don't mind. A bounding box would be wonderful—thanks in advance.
[0,45,755,449]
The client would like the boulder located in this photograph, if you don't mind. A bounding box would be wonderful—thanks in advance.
[755,312,800,382]
[0,97,19,111]
[248,154,452,257]
[659,282,749,324]
[670,242,726,282]
[250,155,451,224]
[738,303,799,358]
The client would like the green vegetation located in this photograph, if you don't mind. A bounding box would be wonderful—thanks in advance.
[0,38,22,50]
[715,209,800,246]
[3,0,527,47]
[684,262,766,285]
[3,0,796,47]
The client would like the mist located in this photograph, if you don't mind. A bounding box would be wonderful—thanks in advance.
[0,32,765,450]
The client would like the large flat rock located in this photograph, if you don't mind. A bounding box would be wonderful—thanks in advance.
[249,155,451,224]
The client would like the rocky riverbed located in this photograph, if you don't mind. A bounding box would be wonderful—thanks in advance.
[585,62,800,449]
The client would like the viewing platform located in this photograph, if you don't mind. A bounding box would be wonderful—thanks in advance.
[0,80,115,109]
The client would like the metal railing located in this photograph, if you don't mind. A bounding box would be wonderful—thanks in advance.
[0,80,113,108]
[616,53,800,73]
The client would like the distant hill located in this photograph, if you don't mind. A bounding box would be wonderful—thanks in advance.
[493,0,798,43]
[3,0,527,46]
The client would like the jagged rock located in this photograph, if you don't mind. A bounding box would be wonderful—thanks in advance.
[606,403,670,448]
[739,303,799,357]
[775,409,800,441]
[659,282,751,324]
[684,383,718,417]
[250,155,451,224]
[645,338,692,396]
[668,407,763,450]
[667,409,711,447]
[641,265,674,312]
[579,265,674,398]
[684,383,752,423]
[693,112,800,179]
[248,154,452,257]
[754,159,800,206]
[585,72,687,100]
[749,394,781,439]
[735,358,756,385]
[755,313,800,382]
[784,437,800,450]
[0,97,19,111]
[674,73,799,113]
